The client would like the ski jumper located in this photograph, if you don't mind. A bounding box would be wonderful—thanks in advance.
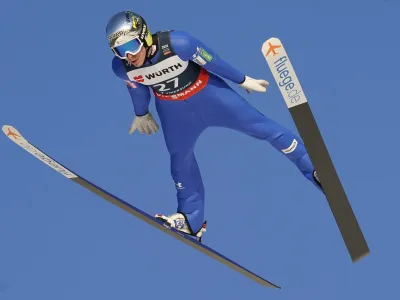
[111,30,322,235]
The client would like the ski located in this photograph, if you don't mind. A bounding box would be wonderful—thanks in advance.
[261,38,370,263]
[2,125,280,288]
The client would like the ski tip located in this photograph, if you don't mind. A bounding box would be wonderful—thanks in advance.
[2,125,26,143]
[264,36,280,42]
[261,37,284,60]
[262,37,281,48]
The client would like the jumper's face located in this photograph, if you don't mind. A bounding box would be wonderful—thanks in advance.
[126,46,146,67]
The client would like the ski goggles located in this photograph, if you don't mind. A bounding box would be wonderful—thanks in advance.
[111,37,143,59]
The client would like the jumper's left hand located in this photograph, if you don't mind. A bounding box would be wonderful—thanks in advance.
[238,76,269,93]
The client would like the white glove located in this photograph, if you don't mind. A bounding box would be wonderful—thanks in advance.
[129,112,159,135]
[238,76,269,93]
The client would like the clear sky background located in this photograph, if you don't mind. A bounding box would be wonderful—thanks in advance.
[1,0,399,299]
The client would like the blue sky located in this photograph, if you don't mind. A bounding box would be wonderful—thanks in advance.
[1,0,399,299]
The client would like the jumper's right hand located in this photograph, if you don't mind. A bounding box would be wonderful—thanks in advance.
[129,112,159,135]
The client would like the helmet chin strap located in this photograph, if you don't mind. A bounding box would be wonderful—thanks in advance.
[142,46,150,64]
[143,44,156,64]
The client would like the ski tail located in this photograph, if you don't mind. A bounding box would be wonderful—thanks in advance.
[2,125,281,289]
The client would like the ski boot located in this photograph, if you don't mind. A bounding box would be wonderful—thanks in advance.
[313,170,324,193]
[155,213,207,242]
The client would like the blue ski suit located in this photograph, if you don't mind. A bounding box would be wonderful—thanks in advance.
[112,30,323,235]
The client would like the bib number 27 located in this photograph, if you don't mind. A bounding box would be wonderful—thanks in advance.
[153,77,179,92]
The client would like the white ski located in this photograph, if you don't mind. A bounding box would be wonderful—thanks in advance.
[2,125,280,288]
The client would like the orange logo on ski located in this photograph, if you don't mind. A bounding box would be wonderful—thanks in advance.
[6,128,20,140]
[265,42,281,57]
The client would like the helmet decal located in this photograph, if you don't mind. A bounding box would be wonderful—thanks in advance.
[132,15,140,29]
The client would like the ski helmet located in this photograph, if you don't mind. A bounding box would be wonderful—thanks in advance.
[106,11,153,59]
